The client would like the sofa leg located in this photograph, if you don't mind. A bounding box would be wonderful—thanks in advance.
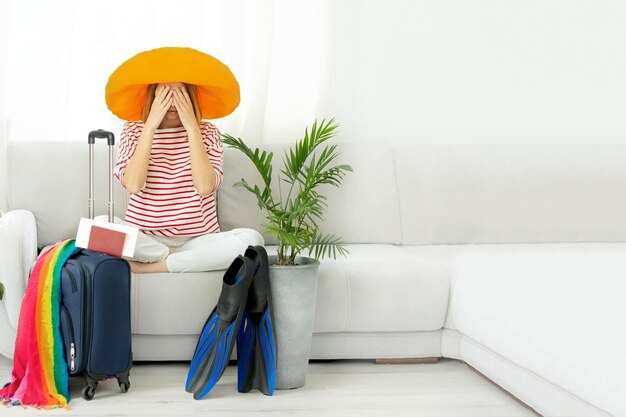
[375,357,440,365]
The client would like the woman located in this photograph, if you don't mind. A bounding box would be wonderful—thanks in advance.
[106,81,264,273]
[103,46,259,273]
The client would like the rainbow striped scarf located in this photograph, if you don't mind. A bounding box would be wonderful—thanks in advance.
[0,239,79,409]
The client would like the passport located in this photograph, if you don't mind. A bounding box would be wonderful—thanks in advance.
[87,225,127,258]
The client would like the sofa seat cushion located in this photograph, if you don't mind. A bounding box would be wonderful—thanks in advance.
[131,270,224,336]
[405,243,626,417]
[266,244,450,333]
[132,244,449,337]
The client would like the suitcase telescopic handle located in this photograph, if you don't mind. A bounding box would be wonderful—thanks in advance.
[88,129,116,222]
[88,129,115,146]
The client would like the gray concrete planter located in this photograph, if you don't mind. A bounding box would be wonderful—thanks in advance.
[268,255,320,390]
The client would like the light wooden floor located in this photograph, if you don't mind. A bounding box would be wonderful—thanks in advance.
[0,356,540,416]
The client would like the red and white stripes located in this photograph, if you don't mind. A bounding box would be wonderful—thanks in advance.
[113,120,224,236]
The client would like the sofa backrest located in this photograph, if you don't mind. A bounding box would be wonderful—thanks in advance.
[7,140,402,247]
[7,140,626,247]
[7,141,130,247]
[217,142,402,246]
[393,144,626,244]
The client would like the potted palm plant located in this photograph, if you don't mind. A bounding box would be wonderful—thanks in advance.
[221,118,353,389]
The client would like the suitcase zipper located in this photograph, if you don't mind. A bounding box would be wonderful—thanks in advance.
[79,261,93,372]
[70,343,75,371]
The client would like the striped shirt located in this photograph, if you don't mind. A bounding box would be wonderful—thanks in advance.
[113,120,224,237]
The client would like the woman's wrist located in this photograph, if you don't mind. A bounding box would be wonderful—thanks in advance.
[142,124,157,136]
[187,126,203,143]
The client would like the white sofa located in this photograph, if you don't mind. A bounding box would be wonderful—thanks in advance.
[1,140,625,417]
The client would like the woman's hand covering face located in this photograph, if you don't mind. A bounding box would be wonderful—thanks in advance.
[173,87,199,133]
[145,84,174,131]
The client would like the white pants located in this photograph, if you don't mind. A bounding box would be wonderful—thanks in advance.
[95,216,265,273]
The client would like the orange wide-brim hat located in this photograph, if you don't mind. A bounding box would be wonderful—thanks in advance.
[105,46,240,121]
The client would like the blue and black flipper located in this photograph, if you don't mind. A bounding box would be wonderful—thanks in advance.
[237,245,277,396]
[185,254,254,400]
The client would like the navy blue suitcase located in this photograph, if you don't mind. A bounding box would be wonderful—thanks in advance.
[60,251,132,400]
[59,129,133,401]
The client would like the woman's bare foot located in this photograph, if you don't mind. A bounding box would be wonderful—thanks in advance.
[128,260,169,274]
[128,261,143,273]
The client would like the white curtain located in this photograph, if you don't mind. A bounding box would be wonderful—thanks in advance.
[5,1,626,145]
[0,0,335,143]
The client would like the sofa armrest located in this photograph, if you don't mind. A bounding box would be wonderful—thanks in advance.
[0,209,38,359]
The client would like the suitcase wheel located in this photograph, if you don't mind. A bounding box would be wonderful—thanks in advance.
[81,384,96,401]
[119,380,130,393]
[117,368,131,393]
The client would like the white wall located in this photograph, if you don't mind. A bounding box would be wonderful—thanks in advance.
[333,0,626,144]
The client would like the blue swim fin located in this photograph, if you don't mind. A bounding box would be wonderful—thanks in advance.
[185,255,254,399]
[237,245,277,396]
